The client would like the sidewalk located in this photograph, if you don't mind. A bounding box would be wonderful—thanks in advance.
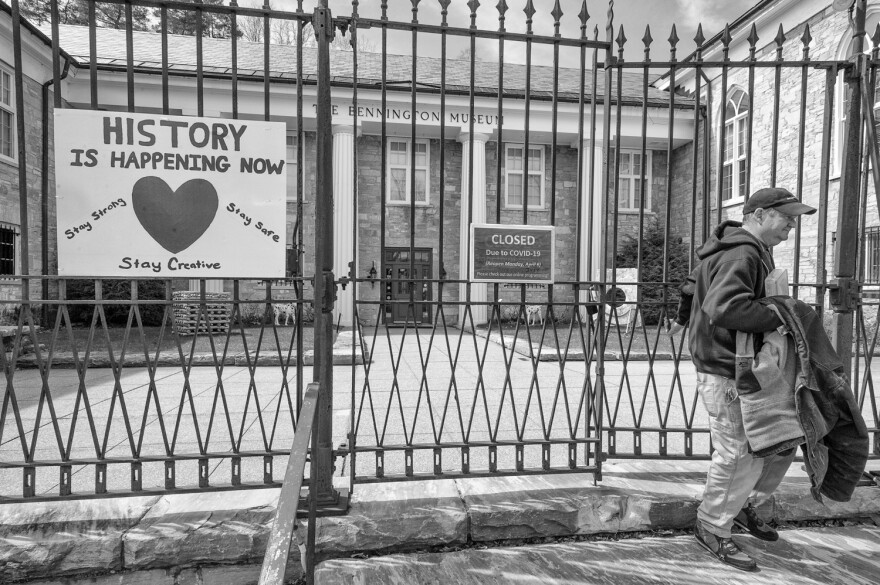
[316,524,880,584]
[1,327,878,583]
[1,460,878,584]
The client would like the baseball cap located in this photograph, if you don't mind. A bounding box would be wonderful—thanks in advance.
[742,188,817,216]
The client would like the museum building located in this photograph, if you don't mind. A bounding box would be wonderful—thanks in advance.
[0,6,696,327]
[3,0,878,328]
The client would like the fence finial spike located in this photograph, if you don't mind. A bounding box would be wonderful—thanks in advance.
[747,23,759,49]
[872,23,880,49]
[578,0,589,28]
[642,24,653,48]
[495,0,508,17]
[668,23,679,48]
[721,23,733,47]
[524,0,536,21]
[775,23,786,48]
[694,23,705,49]
[617,25,627,50]
[801,23,813,47]
[552,0,563,25]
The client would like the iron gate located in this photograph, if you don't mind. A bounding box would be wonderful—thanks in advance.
[0,0,877,503]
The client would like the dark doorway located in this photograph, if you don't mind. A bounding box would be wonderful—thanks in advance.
[383,247,432,325]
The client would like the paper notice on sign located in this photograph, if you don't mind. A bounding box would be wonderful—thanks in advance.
[54,109,287,277]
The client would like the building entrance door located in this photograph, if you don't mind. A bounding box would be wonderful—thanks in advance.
[383,248,432,325]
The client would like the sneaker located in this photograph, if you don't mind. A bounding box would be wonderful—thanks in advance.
[734,504,779,542]
[694,520,758,572]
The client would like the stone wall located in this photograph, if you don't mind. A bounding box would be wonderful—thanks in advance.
[356,135,463,324]
[606,150,671,263]
[0,68,59,315]
[668,6,867,302]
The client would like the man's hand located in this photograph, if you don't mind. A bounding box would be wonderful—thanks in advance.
[666,320,685,337]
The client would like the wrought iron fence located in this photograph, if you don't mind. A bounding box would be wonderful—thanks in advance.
[342,0,880,483]
[0,277,312,501]
[1,0,878,502]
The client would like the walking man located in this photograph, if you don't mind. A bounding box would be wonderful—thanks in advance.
[669,188,816,571]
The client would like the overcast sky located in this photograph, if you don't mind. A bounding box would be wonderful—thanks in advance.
[263,0,757,63]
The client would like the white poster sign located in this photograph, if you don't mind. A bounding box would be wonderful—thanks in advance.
[54,109,287,277]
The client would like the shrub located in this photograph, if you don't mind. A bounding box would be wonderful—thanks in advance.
[63,279,169,327]
[0,304,45,327]
[615,220,691,326]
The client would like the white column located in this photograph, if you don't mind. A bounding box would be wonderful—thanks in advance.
[333,124,356,328]
[458,132,489,328]
[576,139,606,315]
[188,279,224,293]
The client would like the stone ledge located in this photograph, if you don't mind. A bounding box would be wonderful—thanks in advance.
[122,491,283,571]
[0,491,302,584]
[2,462,877,583]
[457,473,699,542]
[304,479,468,560]
[0,496,158,582]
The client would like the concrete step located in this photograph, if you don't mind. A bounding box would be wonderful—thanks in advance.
[315,524,880,585]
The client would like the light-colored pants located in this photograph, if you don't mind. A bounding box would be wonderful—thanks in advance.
[696,372,796,538]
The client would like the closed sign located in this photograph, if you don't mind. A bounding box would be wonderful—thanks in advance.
[470,224,555,284]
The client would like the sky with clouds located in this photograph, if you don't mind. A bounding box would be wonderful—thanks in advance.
[260,0,757,63]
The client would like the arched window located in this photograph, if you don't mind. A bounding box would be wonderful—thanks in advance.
[0,64,14,161]
[722,89,749,202]
[835,11,880,175]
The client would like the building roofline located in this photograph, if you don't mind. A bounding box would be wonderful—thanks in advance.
[0,0,73,62]
[53,23,693,110]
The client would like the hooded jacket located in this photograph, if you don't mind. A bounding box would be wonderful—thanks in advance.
[757,297,869,502]
[676,220,783,378]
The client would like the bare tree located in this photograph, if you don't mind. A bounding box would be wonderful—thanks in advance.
[236,10,265,42]
[276,19,314,47]
[235,1,374,52]
[453,47,484,62]
[237,1,311,46]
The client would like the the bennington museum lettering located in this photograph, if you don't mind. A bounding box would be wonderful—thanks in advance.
[312,103,503,126]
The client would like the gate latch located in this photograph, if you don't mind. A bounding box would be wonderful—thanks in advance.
[337,260,354,291]
[313,6,336,42]
[828,278,859,313]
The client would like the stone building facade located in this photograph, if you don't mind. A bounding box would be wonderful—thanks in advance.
[0,3,62,309]
[662,0,880,300]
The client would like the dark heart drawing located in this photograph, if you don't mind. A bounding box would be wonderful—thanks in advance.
[132,177,219,253]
